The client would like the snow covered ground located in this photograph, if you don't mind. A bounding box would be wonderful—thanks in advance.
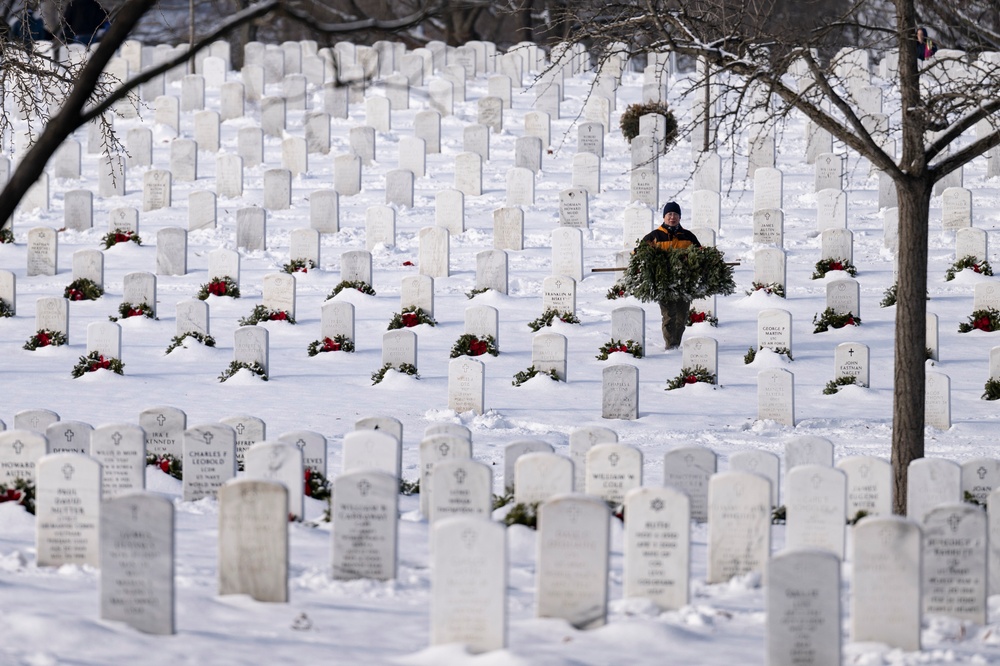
[2,43,1000,664]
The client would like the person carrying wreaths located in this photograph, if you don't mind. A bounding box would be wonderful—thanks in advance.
[641,201,702,349]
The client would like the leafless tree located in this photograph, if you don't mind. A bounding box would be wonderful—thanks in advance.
[0,0,446,230]
[541,0,1000,513]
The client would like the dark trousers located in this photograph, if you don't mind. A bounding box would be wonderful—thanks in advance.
[659,299,690,349]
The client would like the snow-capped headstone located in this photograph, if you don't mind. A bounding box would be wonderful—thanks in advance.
[237,127,263,168]
[431,516,507,652]
[454,152,483,197]
[400,274,434,315]
[767,549,841,666]
[493,207,523,251]
[707,471,771,583]
[334,154,362,196]
[182,423,237,501]
[155,227,187,276]
[332,470,398,581]
[681,336,717,378]
[419,435,472,517]
[752,209,783,246]
[753,167,782,211]
[430,458,492,522]
[260,96,286,138]
[418,226,449,278]
[585,443,642,504]
[623,486,690,609]
[826,278,860,317]
[342,430,400,478]
[193,110,220,153]
[36,452,101,567]
[46,421,91,456]
[814,153,844,192]
[942,187,972,230]
[757,368,795,426]
[90,424,145,500]
[14,409,59,433]
[924,371,952,430]
[244,441,304,521]
[514,453,573,505]
[820,228,853,263]
[836,455,892,519]
[960,458,1000,506]
[531,332,567,382]
[447,357,485,415]
[922,503,987,623]
[572,153,601,194]
[785,436,834,471]
[816,188,847,231]
[262,272,296,319]
[662,446,716,522]
[851,516,922,650]
[536,494,609,629]
[602,364,639,420]
[753,247,786,291]
[98,154,126,197]
[551,228,584,282]
[64,190,93,231]
[834,342,869,387]
[235,208,267,253]
[505,167,535,206]
[87,321,121,359]
[786,464,847,559]
[27,227,57,277]
[907,457,960,522]
[218,479,288,602]
[188,191,216,231]
[215,154,243,198]
[139,406,185,459]
[100,492,174,634]
[220,415,266,470]
[730,449,780,507]
[503,440,554,492]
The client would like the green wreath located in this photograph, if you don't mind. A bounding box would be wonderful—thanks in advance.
[620,244,736,303]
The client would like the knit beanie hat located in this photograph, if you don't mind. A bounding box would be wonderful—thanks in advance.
[662,201,682,217]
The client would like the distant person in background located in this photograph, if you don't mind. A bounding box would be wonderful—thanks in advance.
[916,27,938,61]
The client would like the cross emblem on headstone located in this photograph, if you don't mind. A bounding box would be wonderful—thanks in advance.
[30,416,40,428]
[811,474,823,490]
[203,431,214,445]
[454,468,467,484]
[12,440,24,455]
[747,458,759,470]
[978,466,988,480]
[734,482,745,497]
[112,431,123,446]
[859,464,870,478]
[295,439,306,450]
[684,454,694,466]
[439,443,450,457]
[358,480,371,497]
[157,414,166,426]
[848,348,855,357]
[609,453,620,467]
[235,423,246,435]
[64,430,75,442]
[62,464,74,480]
[947,513,962,532]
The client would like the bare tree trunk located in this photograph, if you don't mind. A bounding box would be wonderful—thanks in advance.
[891,177,932,515]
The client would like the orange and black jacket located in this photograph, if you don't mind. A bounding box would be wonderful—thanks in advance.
[642,224,701,250]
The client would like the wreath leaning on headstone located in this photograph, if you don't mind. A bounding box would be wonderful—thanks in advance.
[619,244,736,304]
